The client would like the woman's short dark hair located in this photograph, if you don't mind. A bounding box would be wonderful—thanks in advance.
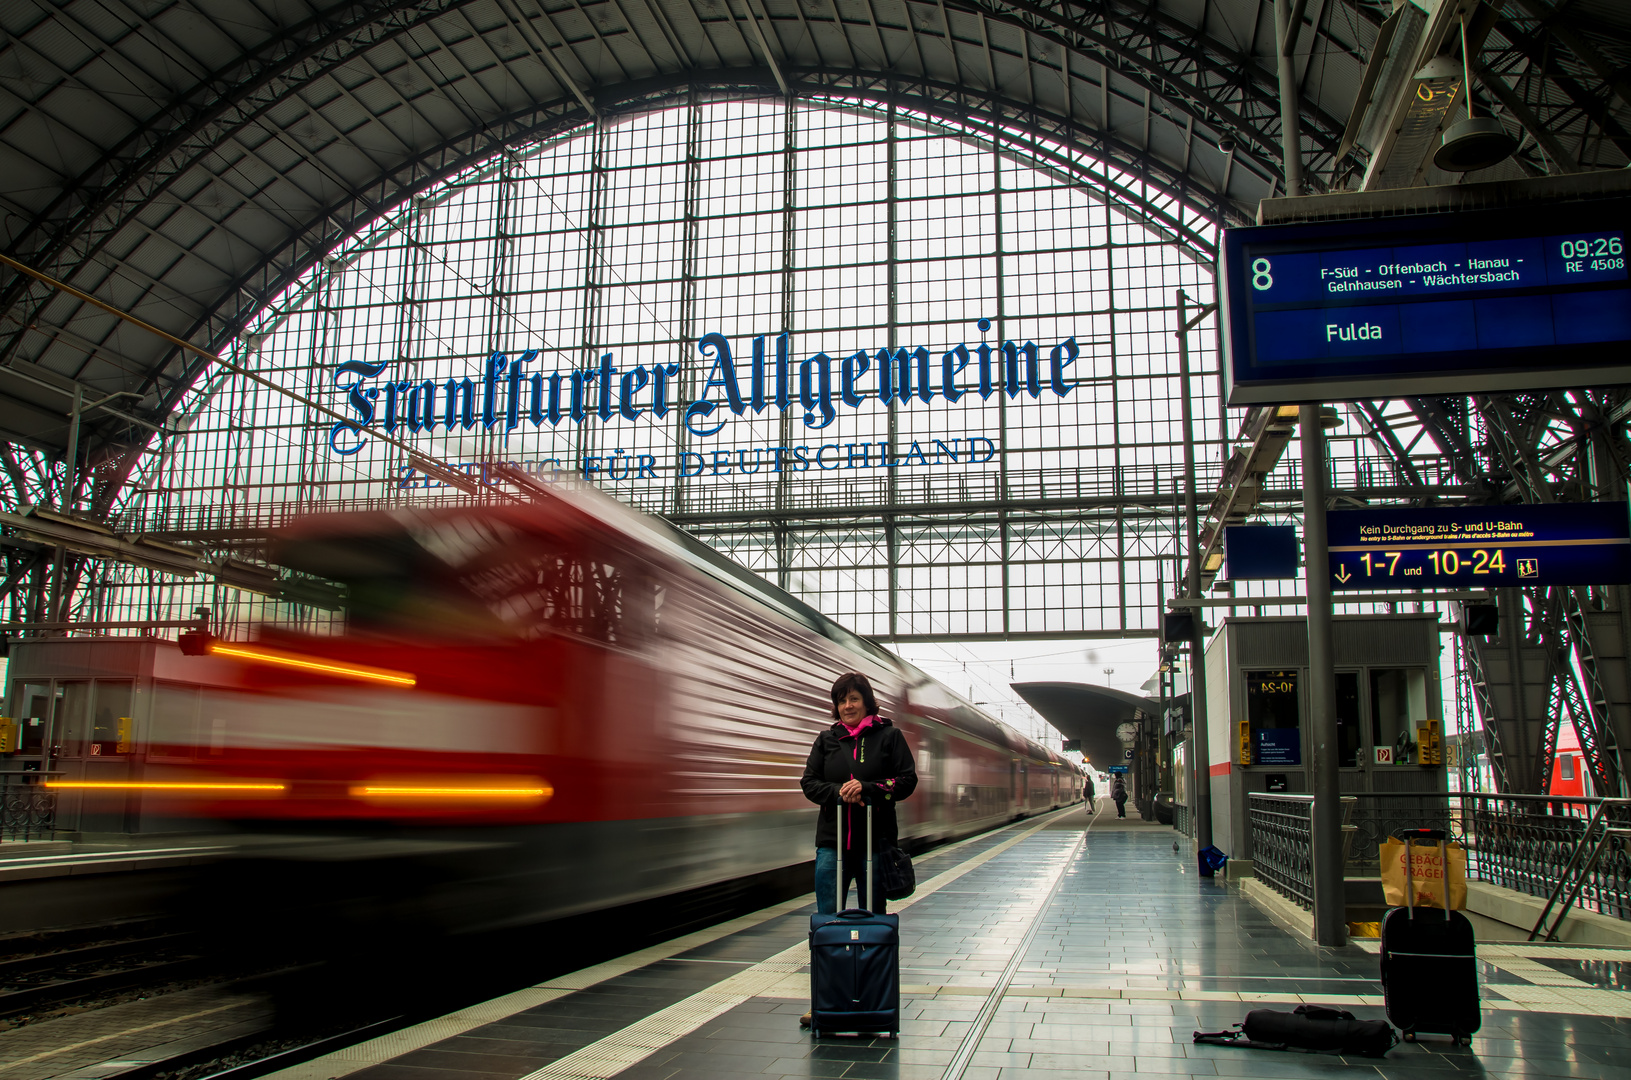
[830,671,878,720]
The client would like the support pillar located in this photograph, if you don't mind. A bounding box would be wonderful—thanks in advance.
[1177,291,1213,850]
[1272,0,1306,196]
[1302,404,1346,946]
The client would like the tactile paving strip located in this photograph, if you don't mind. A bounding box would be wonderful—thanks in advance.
[510,951,809,1080]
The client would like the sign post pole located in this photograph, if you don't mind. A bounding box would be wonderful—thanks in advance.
[1301,404,1347,946]
[1177,291,1214,853]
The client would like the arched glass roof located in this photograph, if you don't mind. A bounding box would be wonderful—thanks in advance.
[4,0,1627,507]
[92,93,1221,636]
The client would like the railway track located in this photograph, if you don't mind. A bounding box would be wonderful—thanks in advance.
[0,858,816,1080]
[0,932,210,1018]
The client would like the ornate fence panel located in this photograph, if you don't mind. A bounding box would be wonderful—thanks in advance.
[1344,793,1460,874]
[1249,794,1316,910]
[1465,795,1630,922]
[1343,792,1630,924]
[0,775,56,841]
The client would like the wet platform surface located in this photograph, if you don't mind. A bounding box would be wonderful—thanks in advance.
[270,800,1631,1080]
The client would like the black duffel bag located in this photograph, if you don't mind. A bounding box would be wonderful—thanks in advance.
[1195,1005,1397,1058]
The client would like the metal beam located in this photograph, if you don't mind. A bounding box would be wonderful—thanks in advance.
[1272,0,1307,194]
[738,0,791,95]
[494,0,600,116]
[1474,61,1577,173]
[1510,0,1631,113]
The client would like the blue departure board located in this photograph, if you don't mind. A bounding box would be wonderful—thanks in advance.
[1220,199,1631,404]
[1326,503,1631,590]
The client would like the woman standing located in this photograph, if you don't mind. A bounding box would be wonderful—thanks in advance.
[799,671,917,1027]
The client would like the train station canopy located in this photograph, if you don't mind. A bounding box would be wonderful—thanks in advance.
[2,0,1629,506]
[1011,680,1156,769]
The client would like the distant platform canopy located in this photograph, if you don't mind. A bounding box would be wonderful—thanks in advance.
[1011,680,1156,770]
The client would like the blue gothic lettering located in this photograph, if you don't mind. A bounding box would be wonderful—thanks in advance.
[323,325,1083,454]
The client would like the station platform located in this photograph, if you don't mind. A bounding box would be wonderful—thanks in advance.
[267,801,1629,1080]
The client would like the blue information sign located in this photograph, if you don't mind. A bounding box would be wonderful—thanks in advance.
[1225,524,1299,579]
[1220,199,1631,404]
[1255,729,1302,766]
[1327,503,1631,590]
[1107,765,1129,774]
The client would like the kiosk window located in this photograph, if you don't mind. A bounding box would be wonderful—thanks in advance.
[1336,672,1361,768]
[1246,670,1300,765]
[57,681,90,757]
[1371,668,1429,764]
[17,683,57,756]
[91,682,133,756]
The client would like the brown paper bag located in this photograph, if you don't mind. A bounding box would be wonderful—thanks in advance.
[1380,836,1467,910]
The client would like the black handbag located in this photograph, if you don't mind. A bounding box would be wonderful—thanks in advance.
[879,845,915,900]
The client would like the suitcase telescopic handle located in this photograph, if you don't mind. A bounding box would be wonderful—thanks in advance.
[835,793,874,913]
[836,802,844,913]
[1405,834,1414,921]
[1400,834,1453,921]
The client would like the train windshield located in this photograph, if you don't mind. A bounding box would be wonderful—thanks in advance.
[272,511,651,645]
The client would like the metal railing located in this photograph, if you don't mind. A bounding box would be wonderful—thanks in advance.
[1249,794,1316,909]
[1250,791,1631,925]
[1248,794,1359,910]
[0,774,56,841]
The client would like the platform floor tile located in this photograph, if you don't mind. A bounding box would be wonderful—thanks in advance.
[275,803,1631,1080]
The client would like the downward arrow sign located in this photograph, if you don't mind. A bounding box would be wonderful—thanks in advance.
[1334,565,1352,584]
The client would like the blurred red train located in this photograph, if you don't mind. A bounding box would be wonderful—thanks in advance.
[3,486,1081,928]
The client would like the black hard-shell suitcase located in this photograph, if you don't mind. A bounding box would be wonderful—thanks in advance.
[1380,829,1480,1044]
[808,803,900,1038]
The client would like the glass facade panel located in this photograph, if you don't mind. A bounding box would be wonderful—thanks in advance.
[66,97,1242,641]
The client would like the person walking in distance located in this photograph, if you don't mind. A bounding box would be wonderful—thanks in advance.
[1112,776,1128,818]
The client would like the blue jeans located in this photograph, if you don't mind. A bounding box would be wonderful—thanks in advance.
[815,846,885,914]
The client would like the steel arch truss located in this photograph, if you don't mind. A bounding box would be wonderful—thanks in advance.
[1347,390,1631,795]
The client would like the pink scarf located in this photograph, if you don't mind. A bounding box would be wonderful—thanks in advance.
[839,714,877,850]
[841,714,877,740]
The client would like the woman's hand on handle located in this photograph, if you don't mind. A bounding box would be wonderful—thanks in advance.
[839,779,864,804]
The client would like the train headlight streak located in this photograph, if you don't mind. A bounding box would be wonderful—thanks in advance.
[349,782,553,801]
[44,781,287,792]
[207,642,417,686]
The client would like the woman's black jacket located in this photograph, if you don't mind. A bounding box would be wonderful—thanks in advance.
[800,717,917,851]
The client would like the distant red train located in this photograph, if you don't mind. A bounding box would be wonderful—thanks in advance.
[5,486,1080,928]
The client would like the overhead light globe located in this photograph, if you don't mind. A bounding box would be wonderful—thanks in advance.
[1434,116,1518,173]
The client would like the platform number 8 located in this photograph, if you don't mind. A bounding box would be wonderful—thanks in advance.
[1251,258,1274,291]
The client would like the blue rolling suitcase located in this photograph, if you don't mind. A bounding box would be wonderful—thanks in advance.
[809,803,900,1038]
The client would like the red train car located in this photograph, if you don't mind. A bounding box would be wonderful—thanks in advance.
[3,486,1080,930]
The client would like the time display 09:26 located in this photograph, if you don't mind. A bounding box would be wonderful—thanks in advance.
[1358,549,1507,577]
[1559,235,1625,271]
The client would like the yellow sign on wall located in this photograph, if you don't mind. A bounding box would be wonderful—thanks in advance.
[0,717,15,754]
